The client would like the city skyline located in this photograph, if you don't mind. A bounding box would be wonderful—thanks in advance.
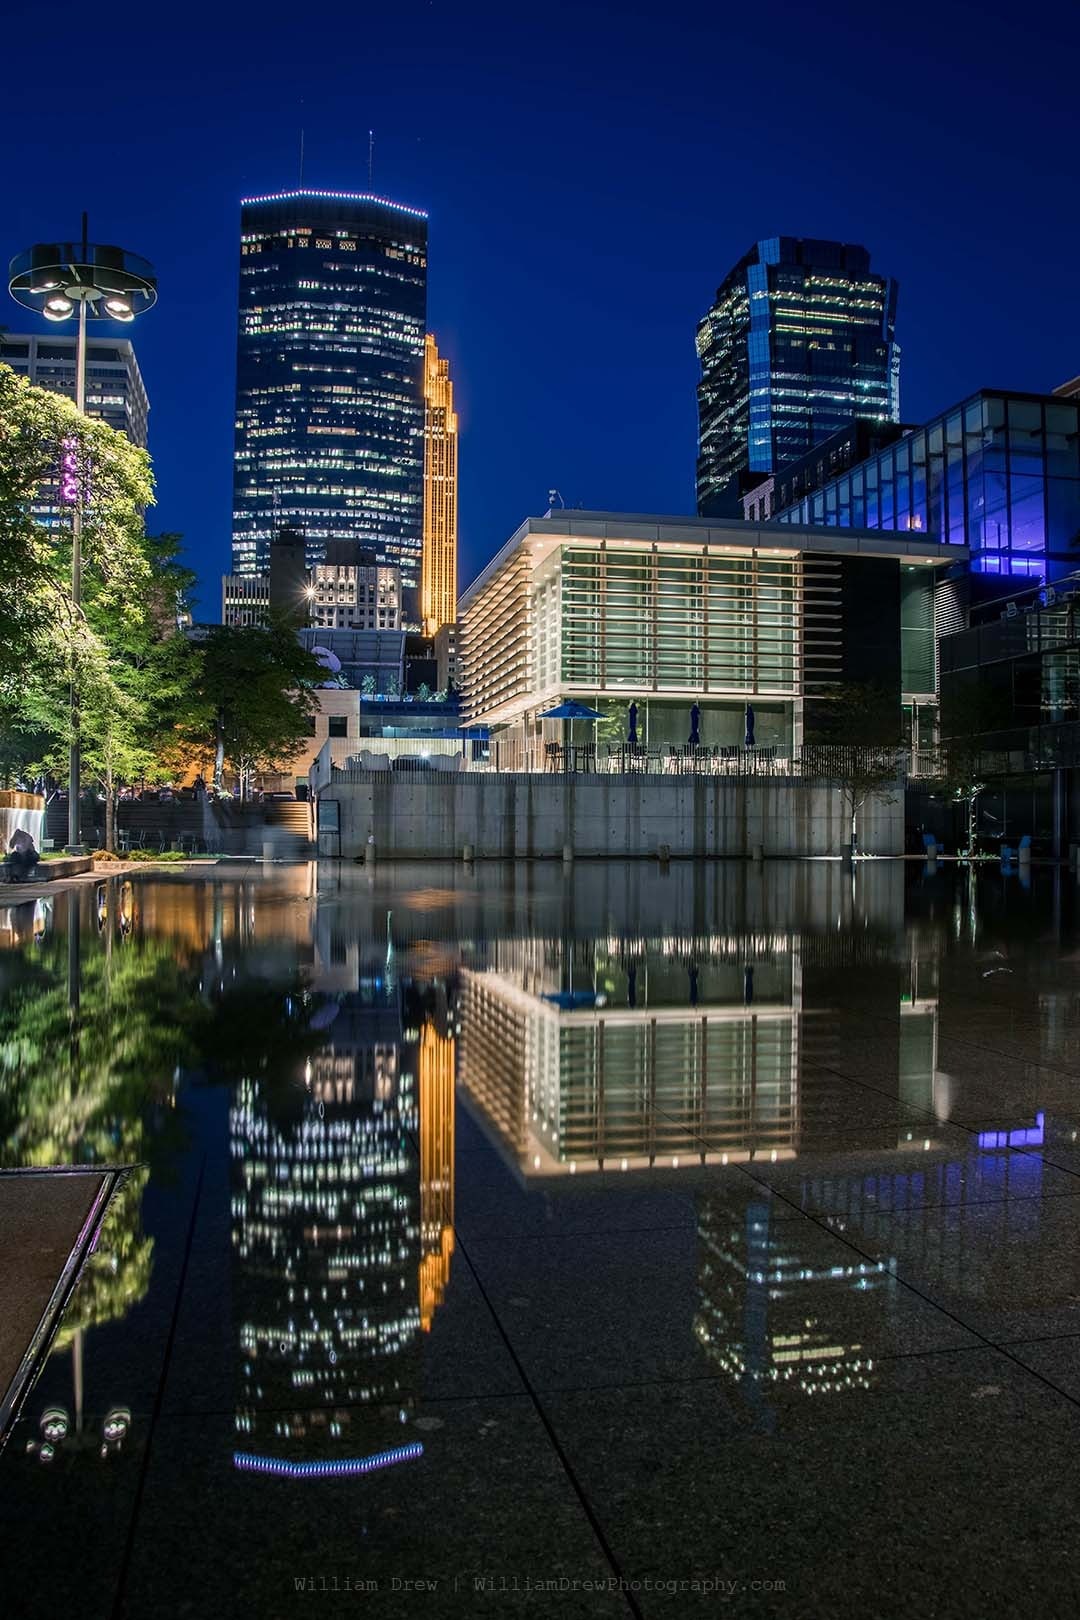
[2,0,1077,619]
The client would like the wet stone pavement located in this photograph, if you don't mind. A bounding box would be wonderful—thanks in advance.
[2,859,1080,1617]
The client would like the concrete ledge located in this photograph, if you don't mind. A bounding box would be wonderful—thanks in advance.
[41,855,94,879]
[0,854,93,885]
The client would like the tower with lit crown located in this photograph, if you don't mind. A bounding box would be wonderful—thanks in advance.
[231,189,428,623]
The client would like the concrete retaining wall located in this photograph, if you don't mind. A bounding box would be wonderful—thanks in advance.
[321,771,902,859]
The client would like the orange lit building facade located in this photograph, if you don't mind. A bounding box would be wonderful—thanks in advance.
[421,334,458,636]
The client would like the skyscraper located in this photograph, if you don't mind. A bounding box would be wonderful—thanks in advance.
[231,189,428,623]
[420,334,458,636]
[695,237,899,517]
[0,332,149,446]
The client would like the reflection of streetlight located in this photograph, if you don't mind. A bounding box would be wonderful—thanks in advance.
[25,1403,132,1465]
[8,219,157,853]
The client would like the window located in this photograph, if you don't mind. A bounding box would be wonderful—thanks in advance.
[328,715,348,737]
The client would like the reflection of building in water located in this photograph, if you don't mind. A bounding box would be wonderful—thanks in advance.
[136,868,318,965]
[231,989,423,1459]
[459,933,802,1171]
[695,1198,886,1399]
[418,1024,455,1331]
[458,927,968,1176]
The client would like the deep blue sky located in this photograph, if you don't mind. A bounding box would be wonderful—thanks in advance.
[3,0,1078,616]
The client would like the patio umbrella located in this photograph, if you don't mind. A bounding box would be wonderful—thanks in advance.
[688,702,701,748]
[744,702,756,748]
[540,699,603,772]
[542,988,602,1010]
[628,701,638,746]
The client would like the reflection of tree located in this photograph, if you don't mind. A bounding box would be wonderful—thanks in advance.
[0,934,197,1168]
[0,923,201,1359]
[53,1170,152,1349]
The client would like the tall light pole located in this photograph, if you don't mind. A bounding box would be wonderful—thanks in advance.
[8,222,156,851]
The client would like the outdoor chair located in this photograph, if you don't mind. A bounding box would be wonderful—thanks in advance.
[544,743,562,772]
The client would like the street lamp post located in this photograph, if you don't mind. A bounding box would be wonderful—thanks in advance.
[8,220,156,852]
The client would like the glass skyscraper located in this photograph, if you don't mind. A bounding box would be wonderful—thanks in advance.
[696,237,899,516]
[231,189,428,622]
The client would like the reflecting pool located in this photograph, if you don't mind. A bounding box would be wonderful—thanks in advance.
[3,860,1080,1616]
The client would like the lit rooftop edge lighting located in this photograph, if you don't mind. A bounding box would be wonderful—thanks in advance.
[234,1443,424,1479]
[240,190,428,218]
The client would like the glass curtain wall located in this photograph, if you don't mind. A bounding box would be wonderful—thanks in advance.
[776,393,1080,581]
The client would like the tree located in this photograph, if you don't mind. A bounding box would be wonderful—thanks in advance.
[15,532,197,846]
[0,363,157,830]
[177,614,323,794]
[0,362,152,681]
[804,683,904,854]
[927,681,1000,855]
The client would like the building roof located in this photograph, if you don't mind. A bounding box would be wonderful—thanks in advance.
[460,509,966,610]
[240,189,427,219]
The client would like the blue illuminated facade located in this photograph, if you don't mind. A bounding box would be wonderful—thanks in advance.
[231,190,428,623]
[774,390,1080,582]
[696,238,899,516]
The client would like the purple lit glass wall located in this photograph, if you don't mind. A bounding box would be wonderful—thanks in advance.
[775,392,1080,583]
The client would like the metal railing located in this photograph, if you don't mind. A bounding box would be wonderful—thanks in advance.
[331,743,919,784]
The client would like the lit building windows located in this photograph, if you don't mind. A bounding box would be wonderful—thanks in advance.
[696,238,898,518]
[232,191,428,626]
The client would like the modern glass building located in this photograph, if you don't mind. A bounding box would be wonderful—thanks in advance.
[696,238,899,517]
[231,190,428,622]
[458,510,953,768]
[774,390,1080,583]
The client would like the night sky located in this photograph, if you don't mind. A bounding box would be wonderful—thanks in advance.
[3,0,1078,616]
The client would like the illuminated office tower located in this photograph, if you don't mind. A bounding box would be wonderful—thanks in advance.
[231,190,428,622]
[420,333,458,635]
[695,238,899,516]
[0,331,149,446]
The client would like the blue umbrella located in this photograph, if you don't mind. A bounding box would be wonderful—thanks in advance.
[689,703,701,748]
[542,989,602,1010]
[628,701,638,746]
[540,700,603,772]
[744,702,756,748]
[540,700,603,720]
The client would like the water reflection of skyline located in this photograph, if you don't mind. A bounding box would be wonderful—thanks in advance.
[0,859,1073,1460]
